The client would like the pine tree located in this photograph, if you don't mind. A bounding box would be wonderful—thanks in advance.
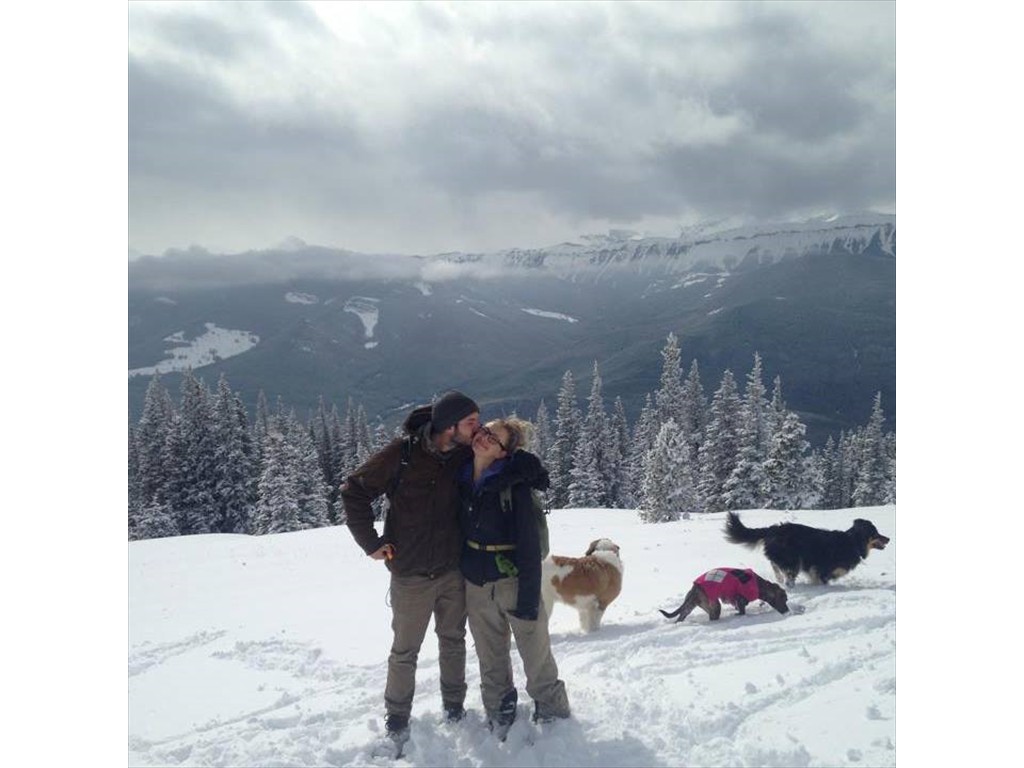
[743,353,770,454]
[721,355,770,509]
[548,370,582,508]
[624,393,659,508]
[680,360,707,467]
[286,410,330,530]
[853,393,889,507]
[166,370,219,535]
[818,436,844,509]
[322,404,345,522]
[654,333,686,427]
[608,397,631,507]
[533,400,552,467]
[762,410,811,509]
[568,362,610,507]
[132,498,179,540]
[838,431,858,508]
[135,373,175,516]
[698,369,744,513]
[254,390,271,445]
[252,430,302,534]
[128,427,143,539]
[884,432,896,504]
[211,375,256,533]
[639,419,698,523]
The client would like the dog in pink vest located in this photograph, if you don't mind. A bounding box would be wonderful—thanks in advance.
[659,568,789,622]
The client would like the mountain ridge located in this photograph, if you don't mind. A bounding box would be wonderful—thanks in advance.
[128,213,895,444]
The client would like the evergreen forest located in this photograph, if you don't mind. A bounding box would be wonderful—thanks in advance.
[128,334,895,539]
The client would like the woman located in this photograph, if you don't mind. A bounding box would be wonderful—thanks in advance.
[459,417,571,735]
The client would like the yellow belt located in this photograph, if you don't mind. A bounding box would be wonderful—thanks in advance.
[466,540,516,552]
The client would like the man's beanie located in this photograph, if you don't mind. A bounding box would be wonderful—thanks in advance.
[431,390,479,432]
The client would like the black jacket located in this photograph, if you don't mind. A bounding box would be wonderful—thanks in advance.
[458,450,550,619]
[341,417,470,578]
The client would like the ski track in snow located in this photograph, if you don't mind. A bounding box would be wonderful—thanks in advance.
[129,508,896,767]
[130,593,895,767]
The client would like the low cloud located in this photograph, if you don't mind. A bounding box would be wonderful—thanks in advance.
[128,1,895,257]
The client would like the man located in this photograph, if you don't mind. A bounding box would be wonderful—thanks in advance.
[341,390,480,740]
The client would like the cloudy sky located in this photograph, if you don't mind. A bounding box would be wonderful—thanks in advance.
[127,1,895,258]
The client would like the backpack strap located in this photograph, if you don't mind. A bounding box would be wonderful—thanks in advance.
[386,436,415,499]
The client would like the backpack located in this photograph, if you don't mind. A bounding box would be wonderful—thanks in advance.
[385,404,432,500]
[499,485,550,560]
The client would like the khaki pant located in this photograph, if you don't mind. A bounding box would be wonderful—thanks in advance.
[465,577,570,720]
[385,569,467,718]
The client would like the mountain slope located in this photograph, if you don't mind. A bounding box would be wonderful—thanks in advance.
[128,214,895,442]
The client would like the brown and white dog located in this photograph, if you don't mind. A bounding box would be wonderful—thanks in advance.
[659,567,789,623]
[541,538,623,633]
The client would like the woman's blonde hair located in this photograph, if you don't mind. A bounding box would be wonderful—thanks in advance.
[486,417,534,454]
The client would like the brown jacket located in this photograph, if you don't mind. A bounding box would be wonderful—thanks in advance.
[341,424,470,578]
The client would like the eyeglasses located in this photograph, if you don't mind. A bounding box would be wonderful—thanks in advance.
[479,425,509,452]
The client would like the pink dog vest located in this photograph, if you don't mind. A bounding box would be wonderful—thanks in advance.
[695,568,760,605]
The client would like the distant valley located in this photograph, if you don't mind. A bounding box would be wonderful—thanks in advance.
[128,214,895,444]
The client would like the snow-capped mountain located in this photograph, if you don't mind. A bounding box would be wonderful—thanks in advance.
[454,214,894,279]
[128,213,895,442]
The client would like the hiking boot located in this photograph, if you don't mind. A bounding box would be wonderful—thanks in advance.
[443,702,466,723]
[384,713,409,735]
[532,704,570,724]
[490,688,518,728]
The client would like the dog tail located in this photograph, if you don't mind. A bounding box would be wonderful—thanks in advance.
[659,607,682,619]
[724,512,766,547]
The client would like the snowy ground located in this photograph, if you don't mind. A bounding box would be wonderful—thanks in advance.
[128,507,896,767]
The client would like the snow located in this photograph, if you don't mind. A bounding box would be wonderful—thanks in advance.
[129,506,896,767]
[521,309,580,323]
[128,323,260,378]
[285,292,319,305]
[343,297,380,339]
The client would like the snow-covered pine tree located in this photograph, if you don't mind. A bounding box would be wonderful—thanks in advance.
[533,400,552,467]
[568,362,611,507]
[743,353,769,452]
[128,427,143,539]
[333,397,359,498]
[698,369,744,513]
[608,397,631,508]
[852,393,889,507]
[354,404,374,467]
[721,355,771,510]
[639,419,698,523]
[548,370,582,508]
[654,333,686,427]
[312,396,337,506]
[166,370,219,535]
[838,431,858,509]
[134,373,175,521]
[212,374,256,533]
[884,432,896,504]
[285,409,330,530]
[624,393,659,508]
[767,376,787,443]
[762,410,811,509]
[254,390,271,446]
[817,435,844,509]
[252,429,302,534]
[132,498,179,540]
[680,359,707,467]
[324,404,345,522]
